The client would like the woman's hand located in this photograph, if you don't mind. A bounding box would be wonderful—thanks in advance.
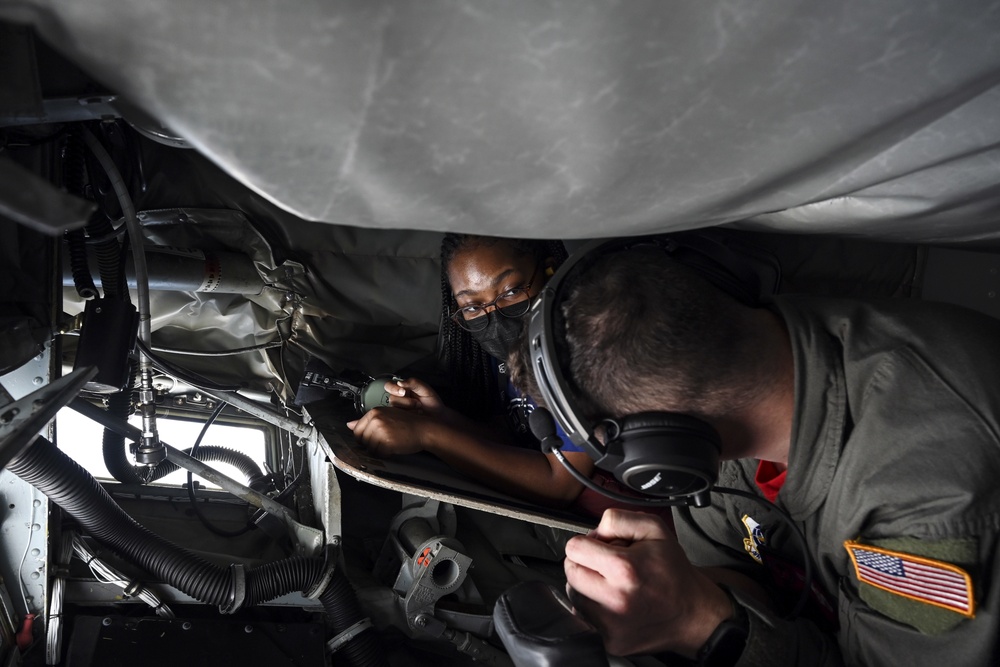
[347,406,434,457]
[385,377,447,417]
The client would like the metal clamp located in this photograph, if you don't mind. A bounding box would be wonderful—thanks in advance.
[219,563,247,614]
[325,618,373,654]
[305,544,340,599]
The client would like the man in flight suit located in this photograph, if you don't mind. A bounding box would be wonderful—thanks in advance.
[512,245,1000,665]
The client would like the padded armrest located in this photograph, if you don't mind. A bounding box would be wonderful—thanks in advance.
[493,580,610,667]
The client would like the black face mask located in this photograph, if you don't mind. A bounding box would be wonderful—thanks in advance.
[470,315,524,361]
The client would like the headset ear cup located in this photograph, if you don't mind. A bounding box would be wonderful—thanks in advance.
[603,412,721,497]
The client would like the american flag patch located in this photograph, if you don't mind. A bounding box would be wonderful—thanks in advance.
[844,541,975,617]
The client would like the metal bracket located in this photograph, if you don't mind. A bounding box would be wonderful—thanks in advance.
[219,563,247,614]
[397,537,473,632]
[0,367,97,470]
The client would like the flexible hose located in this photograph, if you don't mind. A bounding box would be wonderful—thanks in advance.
[63,133,99,300]
[102,376,143,485]
[66,228,98,299]
[8,438,386,666]
[153,446,266,486]
[85,212,127,299]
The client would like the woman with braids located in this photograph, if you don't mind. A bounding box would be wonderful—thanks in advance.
[346,233,600,509]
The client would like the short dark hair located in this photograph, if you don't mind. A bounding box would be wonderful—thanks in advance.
[512,247,769,422]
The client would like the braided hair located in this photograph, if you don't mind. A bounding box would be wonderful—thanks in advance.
[439,233,568,418]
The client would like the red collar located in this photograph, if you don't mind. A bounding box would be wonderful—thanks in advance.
[754,459,787,503]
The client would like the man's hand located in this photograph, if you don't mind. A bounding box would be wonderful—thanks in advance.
[384,377,446,417]
[347,406,433,457]
[564,509,734,658]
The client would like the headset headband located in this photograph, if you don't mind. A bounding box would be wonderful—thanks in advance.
[527,239,607,460]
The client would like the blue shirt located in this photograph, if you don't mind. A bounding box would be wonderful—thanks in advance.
[493,358,583,453]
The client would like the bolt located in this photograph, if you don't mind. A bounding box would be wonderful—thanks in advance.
[182,622,192,630]
[331,536,342,546]
[32,377,43,386]
[102,617,112,627]
[1,408,20,424]
[414,616,427,628]
[244,625,254,634]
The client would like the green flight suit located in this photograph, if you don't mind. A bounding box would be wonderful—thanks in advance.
[674,295,1000,666]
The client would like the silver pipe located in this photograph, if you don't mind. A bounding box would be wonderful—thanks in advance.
[163,445,285,515]
[164,445,323,555]
[196,388,314,439]
[61,247,266,295]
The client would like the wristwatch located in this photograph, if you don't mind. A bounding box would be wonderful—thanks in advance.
[695,587,750,667]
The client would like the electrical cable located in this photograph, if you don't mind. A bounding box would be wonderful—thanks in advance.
[135,338,245,392]
[149,340,283,357]
[17,488,37,613]
[71,535,175,618]
[83,222,127,245]
[186,402,254,538]
[83,126,165,466]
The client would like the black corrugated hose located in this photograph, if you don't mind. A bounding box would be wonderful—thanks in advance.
[102,362,143,484]
[100,366,266,486]
[8,437,386,667]
[63,131,99,300]
[151,446,267,486]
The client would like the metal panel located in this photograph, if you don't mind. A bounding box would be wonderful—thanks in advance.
[0,343,52,636]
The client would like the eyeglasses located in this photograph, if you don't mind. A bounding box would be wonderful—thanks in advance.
[450,265,541,332]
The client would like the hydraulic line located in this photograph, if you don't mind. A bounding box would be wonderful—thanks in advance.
[62,133,98,300]
[82,128,162,466]
[65,228,98,299]
[103,358,141,484]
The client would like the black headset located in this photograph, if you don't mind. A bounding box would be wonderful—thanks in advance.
[526,231,779,508]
